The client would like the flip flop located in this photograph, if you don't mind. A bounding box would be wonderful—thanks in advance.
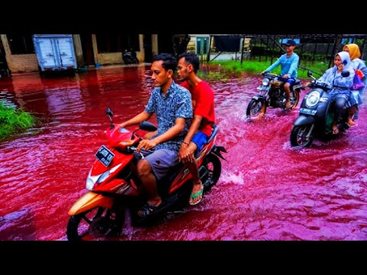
[189,184,204,206]
[332,126,339,135]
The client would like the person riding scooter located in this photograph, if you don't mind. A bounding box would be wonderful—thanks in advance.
[177,52,216,206]
[119,53,192,218]
[290,52,355,148]
[315,51,355,135]
[66,108,226,240]
[261,39,299,109]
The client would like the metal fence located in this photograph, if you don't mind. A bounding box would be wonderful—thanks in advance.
[244,34,367,67]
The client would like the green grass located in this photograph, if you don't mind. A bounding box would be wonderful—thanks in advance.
[0,102,36,141]
[199,59,330,80]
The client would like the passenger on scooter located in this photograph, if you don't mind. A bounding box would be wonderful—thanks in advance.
[119,53,193,217]
[317,51,355,135]
[176,52,215,206]
[261,39,299,109]
[343,43,367,123]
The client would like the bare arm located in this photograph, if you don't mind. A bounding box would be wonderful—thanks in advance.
[183,115,202,144]
[137,117,186,151]
[178,115,202,163]
[152,117,185,145]
[120,111,151,128]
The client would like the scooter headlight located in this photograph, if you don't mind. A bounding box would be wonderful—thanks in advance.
[86,169,99,190]
[262,78,270,86]
[305,91,321,107]
[85,163,122,190]
[97,170,111,184]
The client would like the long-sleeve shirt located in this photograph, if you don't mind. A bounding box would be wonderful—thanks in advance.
[318,66,354,95]
[265,53,299,78]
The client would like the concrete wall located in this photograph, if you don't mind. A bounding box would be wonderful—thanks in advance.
[1,33,153,74]
[5,54,39,73]
[73,34,84,66]
[91,34,122,65]
[97,52,123,65]
[152,34,158,56]
[1,34,39,73]
[138,34,144,62]
[93,34,146,65]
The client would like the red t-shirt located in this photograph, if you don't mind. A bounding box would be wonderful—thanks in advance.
[180,80,215,136]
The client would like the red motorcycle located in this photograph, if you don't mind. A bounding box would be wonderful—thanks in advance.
[66,108,226,241]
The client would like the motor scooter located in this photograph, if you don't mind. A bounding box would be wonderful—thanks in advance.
[66,108,226,240]
[290,71,351,148]
[246,73,303,119]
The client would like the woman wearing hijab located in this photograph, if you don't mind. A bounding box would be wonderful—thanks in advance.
[343,43,367,121]
[318,51,355,134]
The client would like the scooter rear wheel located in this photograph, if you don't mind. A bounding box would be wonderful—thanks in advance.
[201,154,222,192]
[246,99,266,119]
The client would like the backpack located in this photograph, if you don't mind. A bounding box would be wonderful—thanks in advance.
[352,69,365,90]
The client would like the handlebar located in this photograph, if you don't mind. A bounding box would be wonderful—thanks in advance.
[262,72,278,79]
[126,146,154,159]
[309,80,332,90]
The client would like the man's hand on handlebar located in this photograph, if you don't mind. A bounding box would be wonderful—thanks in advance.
[137,139,157,152]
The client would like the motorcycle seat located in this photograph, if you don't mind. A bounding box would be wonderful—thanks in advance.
[207,124,218,143]
[159,125,219,198]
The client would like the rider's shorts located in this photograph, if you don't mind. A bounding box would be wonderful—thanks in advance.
[143,149,178,181]
[192,131,209,156]
[285,78,296,85]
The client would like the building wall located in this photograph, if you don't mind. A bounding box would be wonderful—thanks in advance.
[93,34,145,65]
[1,33,154,74]
[1,34,39,73]
[152,34,158,56]
[5,54,39,73]
[138,34,144,62]
[73,34,84,66]
[97,53,123,65]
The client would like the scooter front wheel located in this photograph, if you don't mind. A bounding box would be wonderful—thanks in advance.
[67,207,121,241]
[290,125,314,148]
[246,99,266,119]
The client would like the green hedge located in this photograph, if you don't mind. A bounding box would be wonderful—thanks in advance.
[0,102,36,140]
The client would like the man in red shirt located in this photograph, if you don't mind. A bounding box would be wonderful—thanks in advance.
[177,52,215,205]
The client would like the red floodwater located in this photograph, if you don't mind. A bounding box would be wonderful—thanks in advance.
[1,66,366,240]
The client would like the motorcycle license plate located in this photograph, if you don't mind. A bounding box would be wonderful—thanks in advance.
[95,145,115,167]
[257,85,269,91]
[300,108,317,115]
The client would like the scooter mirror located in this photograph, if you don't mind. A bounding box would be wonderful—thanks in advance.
[341,71,350,77]
[140,121,157,132]
[106,107,113,117]
[105,107,114,129]
[307,70,313,77]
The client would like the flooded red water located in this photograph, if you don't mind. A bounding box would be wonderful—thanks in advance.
[1,66,367,240]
